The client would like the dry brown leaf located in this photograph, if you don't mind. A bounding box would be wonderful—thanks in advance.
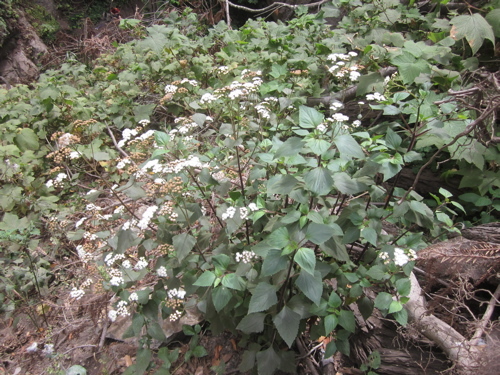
[124,355,133,367]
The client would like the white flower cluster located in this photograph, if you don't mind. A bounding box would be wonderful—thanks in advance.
[200,93,217,105]
[46,172,68,188]
[316,123,327,133]
[235,250,258,264]
[157,266,168,277]
[122,219,137,230]
[167,288,186,300]
[137,205,158,230]
[134,257,148,270]
[222,206,236,221]
[366,92,386,101]
[117,128,138,148]
[58,133,74,147]
[128,292,138,302]
[116,157,132,170]
[329,113,349,123]
[179,78,198,86]
[122,260,131,269]
[139,155,208,176]
[83,231,98,241]
[173,117,198,135]
[164,84,178,93]
[379,247,417,266]
[170,310,182,321]
[139,119,150,126]
[108,300,130,322]
[76,245,93,263]
[109,268,124,286]
[105,253,125,267]
[69,151,81,159]
[327,52,360,81]
[221,204,259,221]
[217,66,230,74]
[70,287,85,300]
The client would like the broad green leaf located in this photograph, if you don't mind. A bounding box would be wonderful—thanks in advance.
[212,286,232,312]
[391,52,431,83]
[173,232,196,261]
[266,227,290,249]
[248,282,278,313]
[147,321,167,341]
[324,340,337,359]
[256,347,280,375]
[393,308,408,326]
[237,313,266,334]
[305,167,333,195]
[222,273,246,291]
[261,249,289,276]
[366,265,386,281]
[338,310,355,333]
[266,174,299,196]
[294,247,316,275]
[14,128,39,151]
[334,134,365,160]
[306,138,331,156]
[361,227,377,246]
[296,270,323,305]
[356,72,384,96]
[306,223,333,244]
[193,271,216,287]
[388,300,403,314]
[333,172,368,195]
[192,345,208,358]
[136,348,152,374]
[450,13,495,54]
[385,128,402,150]
[273,306,300,347]
[325,314,338,334]
[485,9,500,37]
[328,291,342,308]
[299,105,324,128]
[320,237,349,262]
[274,137,305,159]
[395,278,411,296]
[374,292,393,311]
[357,296,374,320]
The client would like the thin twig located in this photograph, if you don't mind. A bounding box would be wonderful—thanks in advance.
[296,337,321,375]
[470,283,500,345]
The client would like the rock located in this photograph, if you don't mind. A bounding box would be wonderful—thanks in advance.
[0,10,49,85]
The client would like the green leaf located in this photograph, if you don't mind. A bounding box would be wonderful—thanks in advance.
[356,72,384,96]
[338,310,356,333]
[361,227,377,246]
[328,291,342,308]
[391,52,431,83]
[305,167,333,195]
[212,286,232,312]
[357,296,374,320]
[385,128,402,150]
[192,345,208,358]
[261,249,289,276]
[450,13,495,54]
[299,105,324,128]
[193,271,216,287]
[306,223,333,244]
[334,135,365,160]
[266,175,299,196]
[256,347,280,375]
[273,306,301,348]
[374,292,393,311]
[388,300,403,314]
[173,233,196,261]
[366,265,386,281]
[395,278,411,297]
[294,247,316,275]
[306,138,331,156]
[147,321,167,341]
[136,348,152,374]
[14,128,39,151]
[248,282,278,313]
[222,273,246,291]
[296,270,323,305]
[393,308,408,325]
[274,137,305,159]
[333,172,368,195]
[485,9,500,37]
[324,314,338,334]
[237,313,266,334]
[266,227,290,249]
[324,340,337,359]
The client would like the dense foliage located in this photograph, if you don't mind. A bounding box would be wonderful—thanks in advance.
[0,1,499,373]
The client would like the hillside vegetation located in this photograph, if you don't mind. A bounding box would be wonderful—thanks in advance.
[0,1,499,374]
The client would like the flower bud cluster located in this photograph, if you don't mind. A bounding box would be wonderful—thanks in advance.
[235,250,258,264]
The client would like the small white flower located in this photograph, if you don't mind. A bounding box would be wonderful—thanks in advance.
[200,93,217,104]
[316,124,327,133]
[248,203,258,212]
[164,84,178,93]
[228,89,244,100]
[69,151,80,159]
[110,276,124,286]
[236,250,257,264]
[157,266,168,277]
[366,92,386,101]
[240,207,249,220]
[349,71,361,81]
[122,260,131,269]
[352,120,362,128]
[167,288,186,299]
[222,207,236,221]
[108,310,117,322]
[70,288,85,300]
[331,113,349,122]
[46,180,54,188]
[129,292,138,302]
[134,257,148,270]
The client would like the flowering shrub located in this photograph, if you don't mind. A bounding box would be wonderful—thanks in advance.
[0,3,498,374]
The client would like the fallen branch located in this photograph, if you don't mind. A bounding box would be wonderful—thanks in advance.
[406,272,482,372]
